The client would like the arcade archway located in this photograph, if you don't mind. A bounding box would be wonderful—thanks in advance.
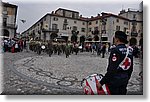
[129,38,137,46]
[2,29,10,37]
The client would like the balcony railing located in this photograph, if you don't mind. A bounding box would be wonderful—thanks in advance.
[42,28,59,33]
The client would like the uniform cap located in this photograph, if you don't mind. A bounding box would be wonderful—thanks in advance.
[115,31,128,44]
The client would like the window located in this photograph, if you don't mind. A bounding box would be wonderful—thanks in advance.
[133,14,136,19]
[63,24,67,30]
[124,27,127,33]
[124,21,128,25]
[116,26,120,31]
[81,28,85,32]
[73,26,77,31]
[64,19,68,24]
[3,7,7,11]
[3,18,7,26]
[74,13,79,19]
[82,22,85,25]
[96,21,98,24]
[52,24,58,30]
[74,21,77,24]
[3,7,8,15]
[89,22,92,25]
[89,28,92,32]
[53,17,58,21]
[116,19,119,23]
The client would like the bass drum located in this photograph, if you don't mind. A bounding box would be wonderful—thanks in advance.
[81,74,110,95]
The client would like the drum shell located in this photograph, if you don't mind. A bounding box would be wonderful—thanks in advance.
[81,74,110,95]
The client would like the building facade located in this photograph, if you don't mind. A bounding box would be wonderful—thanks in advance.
[22,8,88,42]
[0,2,18,38]
[87,13,130,44]
[22,8,143,46]
[119,8,143,46]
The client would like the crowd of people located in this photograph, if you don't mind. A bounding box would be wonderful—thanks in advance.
[85,42,110,58]
[28,40,113,58]
[0,38,143,59]
[1,38,27,53]
[29,40,80,58]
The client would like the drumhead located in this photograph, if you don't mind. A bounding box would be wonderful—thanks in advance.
[41,45,46,49]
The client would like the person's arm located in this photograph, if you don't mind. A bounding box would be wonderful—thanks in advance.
[100,48,121,86]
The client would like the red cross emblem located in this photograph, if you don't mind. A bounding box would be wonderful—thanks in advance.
[120,57,131,70]
[84,86,91,95]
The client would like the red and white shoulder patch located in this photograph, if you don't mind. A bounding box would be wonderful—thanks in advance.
[112,53,117,61]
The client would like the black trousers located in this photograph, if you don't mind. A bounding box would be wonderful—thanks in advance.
[108,84,127,95]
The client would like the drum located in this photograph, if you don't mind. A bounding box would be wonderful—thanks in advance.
[81,74,110,95]
[41,45,46,49]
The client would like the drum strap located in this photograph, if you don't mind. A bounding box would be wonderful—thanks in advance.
[119,47,129,66]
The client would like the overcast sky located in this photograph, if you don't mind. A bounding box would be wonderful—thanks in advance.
[2,0,142,33]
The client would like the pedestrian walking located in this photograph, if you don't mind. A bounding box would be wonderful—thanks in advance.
[14,42,19,52]
[105,43,109,55]
[65,43,70,58]
[48,40,53,57]
[26,40,29,52]
[97,31,133,95]
[101,44,106,58]
[91,43,96,55]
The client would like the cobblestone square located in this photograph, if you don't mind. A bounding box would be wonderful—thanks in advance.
[1,50,143,95]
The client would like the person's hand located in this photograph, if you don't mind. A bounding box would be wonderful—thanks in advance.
[96,82,102,90]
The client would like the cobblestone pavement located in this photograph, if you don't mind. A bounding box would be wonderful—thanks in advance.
[1,50,143,95]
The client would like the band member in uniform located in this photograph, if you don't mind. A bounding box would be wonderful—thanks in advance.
[65,42,70,58]
[48,40,53,57]
[97,31,133,95]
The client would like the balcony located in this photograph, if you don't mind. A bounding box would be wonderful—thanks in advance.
[42,28,59,33]
[131,32,138,37]
[101,30,106,34]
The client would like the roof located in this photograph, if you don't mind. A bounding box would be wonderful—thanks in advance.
[2,2,18,8]
[50,13,88,21]
[55,8,79,14]
[88,12,130,21]
[102,12,130,21]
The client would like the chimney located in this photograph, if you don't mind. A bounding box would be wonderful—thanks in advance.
[101,12,108,16]
[80,15,82,18]
[97,14,100,16]
[51,11,54,14]
[91,16,93,18]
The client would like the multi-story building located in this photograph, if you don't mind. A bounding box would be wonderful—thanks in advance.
[0,2,18,38]
[22,8,88,42]
[87,13,130,44]
[22,7,143,46]
[119,8,143,46]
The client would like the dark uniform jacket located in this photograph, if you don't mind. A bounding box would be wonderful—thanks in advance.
[100,44,133,88]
